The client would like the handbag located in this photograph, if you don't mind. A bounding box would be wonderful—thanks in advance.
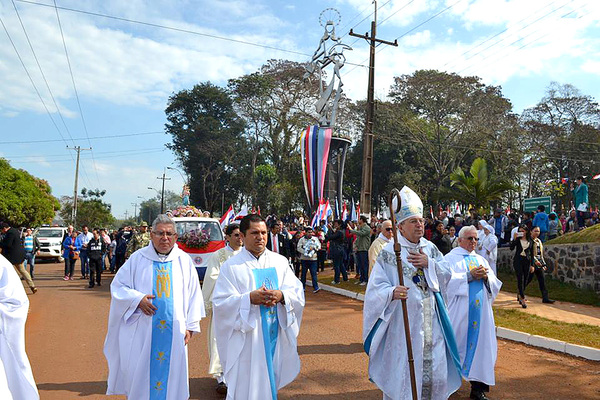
[72,251,80,260]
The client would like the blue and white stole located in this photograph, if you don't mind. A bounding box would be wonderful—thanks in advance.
[462,255,483,377]
[252,268,280,400]
[150,260,174,400]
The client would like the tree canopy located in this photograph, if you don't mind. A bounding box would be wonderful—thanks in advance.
[0,159,60,227]
[60,188,115,229]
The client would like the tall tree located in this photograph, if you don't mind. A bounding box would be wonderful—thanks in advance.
[388,70,516,202]
[60,188,115,229]
[0,159,60,227]
[165,82,248,212]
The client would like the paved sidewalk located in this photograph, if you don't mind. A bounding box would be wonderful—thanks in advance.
[494,291,600,327]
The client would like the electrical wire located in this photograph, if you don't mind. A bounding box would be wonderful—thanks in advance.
[0,131,164,144]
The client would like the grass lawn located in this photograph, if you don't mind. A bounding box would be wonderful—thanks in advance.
[494,308,600,348]
[317,270,366,294]
[496,270,600,307]
[546,223,600,245]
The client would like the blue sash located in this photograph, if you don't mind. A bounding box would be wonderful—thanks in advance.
[253,268,280,400]
[462,255,483,376]
[150,261,174,400]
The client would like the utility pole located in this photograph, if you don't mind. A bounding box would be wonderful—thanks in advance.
[349,0,397,216]
[67,145,91,228]
[124,210,129,220]
[131,202,138,223]
[157,169,171,214]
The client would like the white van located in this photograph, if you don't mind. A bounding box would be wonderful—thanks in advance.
[35,226,68,262]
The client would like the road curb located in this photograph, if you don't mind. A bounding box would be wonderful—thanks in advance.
[317,283,600,361]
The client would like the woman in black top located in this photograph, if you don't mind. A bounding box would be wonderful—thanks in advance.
[431,221,451,255]
[510,224,533,308]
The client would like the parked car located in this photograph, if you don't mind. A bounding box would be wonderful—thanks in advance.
[35,226,68,263]
[172,217,225,281]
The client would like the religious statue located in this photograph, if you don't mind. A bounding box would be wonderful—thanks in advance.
[304,8,352,129]
[181,184,190,206]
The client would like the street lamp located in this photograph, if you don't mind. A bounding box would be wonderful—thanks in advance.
[167,166,188,184]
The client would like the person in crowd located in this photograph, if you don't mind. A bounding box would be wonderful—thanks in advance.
[345,224,356,273]
[62,230,81,281]
[349,216,371,286]
[315,227,327,272]
[566,210,578,233]
[114,229,128,272]
[202,223,244,395]
[100,228,111,271]
[532,205,549,242]
[0,253,40,399]
[454,216,464,235]
[61,225,73,254]
[479,222,498,275]
[0,222,37,294]
[363,186,461,400]
[431,220,451,255]
[125,221,151,259]
[22,228,40,279]
[212,214,304,400]
[104,214,205,399]
[77,225,93,280]
[297,227,321,293]
[447,225,459,249]
[505,213,519,245]
[266,219,289,260]
[510,224,532,308]
[547,212,561,241]
[367,219,393,275]
[325,219,348,285]
[527,226,555,304]
[488,208,507,245]
[289,230,302,278]
[445,225,502,400]
[571,176,589,231]
[87,229,106,288]
[108,232,117,273]
[521,212,533,231]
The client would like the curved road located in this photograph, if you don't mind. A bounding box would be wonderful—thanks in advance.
[24,261,600,399]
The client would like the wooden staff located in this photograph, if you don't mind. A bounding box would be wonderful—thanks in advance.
[389,188,418,400]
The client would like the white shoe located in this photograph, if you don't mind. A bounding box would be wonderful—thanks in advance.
[359,282,367,286]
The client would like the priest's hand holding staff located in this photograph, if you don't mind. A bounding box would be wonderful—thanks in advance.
[393,285,409,300]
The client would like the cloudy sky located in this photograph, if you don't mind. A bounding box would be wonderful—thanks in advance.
[1,0,598,219]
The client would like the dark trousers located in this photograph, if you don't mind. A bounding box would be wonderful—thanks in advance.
[317,250,326,271]
[513,255,530,298]
[526,266,549,300]
[356,251,369,283]
[24,251,36,278]
[115,253,126,272]
[300,260,319,291]
[65,257,76,278]
[331,252,347,283]
[291,258,301,278]
[471,381,489,393]
[80,251,89,277]
[576,211,585,229]
[89,257,102,286]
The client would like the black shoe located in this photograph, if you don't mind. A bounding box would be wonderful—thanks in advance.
[88,284,94,288]
[97,282,101,286]
[216,382,227,395]
[470,391,490,400]
[542,298,555,304]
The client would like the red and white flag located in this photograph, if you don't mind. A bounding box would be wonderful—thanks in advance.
[341,202,348,221]
[219,205,236,229]
[234,205,249,220]
[593,174,600,180]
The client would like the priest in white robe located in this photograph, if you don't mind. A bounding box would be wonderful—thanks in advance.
[444,225,502,400]
[202,223,243,394]
[363,186,462,400]
[104,214,205,400]
[0,253,39,400]
[213,214,305,400]
[479,222,498,275]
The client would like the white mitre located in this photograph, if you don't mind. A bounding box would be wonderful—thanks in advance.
[396,186,423,223]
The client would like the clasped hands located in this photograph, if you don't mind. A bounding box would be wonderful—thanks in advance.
[471,266,488,280]
[250,286,283,307]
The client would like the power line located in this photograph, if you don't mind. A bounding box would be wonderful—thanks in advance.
[10,0,77,144]
[52,0,101,186]
[3,146,166,159]
[6,149,168,164]
[0,131,164,144]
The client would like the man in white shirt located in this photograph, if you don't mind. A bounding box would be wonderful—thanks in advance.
[77,225,94,279]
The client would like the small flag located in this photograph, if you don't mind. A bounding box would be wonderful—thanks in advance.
[430,205,434,218]
[219,205,235,229]
[350,198,357,222]
[593,174,600,180]
[234,205,249,220]
[341,202,348,221]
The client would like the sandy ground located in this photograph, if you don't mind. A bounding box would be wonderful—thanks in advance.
[23,261,600,399]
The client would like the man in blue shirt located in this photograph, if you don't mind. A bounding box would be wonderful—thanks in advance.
[532,205,550,242]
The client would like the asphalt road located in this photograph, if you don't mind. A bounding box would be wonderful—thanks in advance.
[24,261,600,399]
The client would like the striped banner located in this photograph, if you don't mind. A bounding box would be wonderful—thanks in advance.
[301,125,332,210]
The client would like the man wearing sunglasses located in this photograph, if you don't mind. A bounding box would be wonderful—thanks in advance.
[104,214,205,399]
[202,223,244,395]
[368,219,393,275]
[444,225,502,400]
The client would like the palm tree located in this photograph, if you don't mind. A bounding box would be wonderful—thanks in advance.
[446,158,514,212]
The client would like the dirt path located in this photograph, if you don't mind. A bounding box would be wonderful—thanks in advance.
[24,261,600,399]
